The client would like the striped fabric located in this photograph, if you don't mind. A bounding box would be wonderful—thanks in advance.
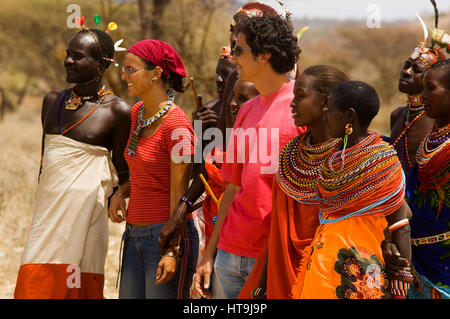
[390,279,410,297]
[124,102,195,224]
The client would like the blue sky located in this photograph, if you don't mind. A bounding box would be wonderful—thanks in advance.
[263,0,450,22]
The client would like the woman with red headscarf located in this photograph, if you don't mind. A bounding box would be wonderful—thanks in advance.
[108,39,198,299]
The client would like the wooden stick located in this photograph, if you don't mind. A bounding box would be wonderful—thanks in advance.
[189,77,200,110]
[199,173,219,206]
[197,95,203,109]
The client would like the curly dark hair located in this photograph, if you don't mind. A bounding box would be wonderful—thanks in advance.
[236,14,301,74]
[429,58,450,89]
[329,81,380,129]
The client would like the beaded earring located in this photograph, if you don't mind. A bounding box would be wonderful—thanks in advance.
[345,123,353,136]
[331,123,352,172]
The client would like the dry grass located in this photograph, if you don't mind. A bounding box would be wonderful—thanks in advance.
[0,97,124,299]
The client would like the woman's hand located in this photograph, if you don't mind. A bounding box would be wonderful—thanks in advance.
[381,240,410,275]
[156,256,178,284]
[108,193,127,223]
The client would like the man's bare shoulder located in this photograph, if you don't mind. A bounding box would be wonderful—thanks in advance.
[105,94,131,119]
[390,106,406,122]
[43,90,63,107]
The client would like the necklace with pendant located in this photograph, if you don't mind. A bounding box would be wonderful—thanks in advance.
[65,85,112,110]
[127,93,175,156]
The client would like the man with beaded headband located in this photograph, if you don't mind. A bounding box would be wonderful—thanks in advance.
[390,3,446,178]
[14,17,130,299]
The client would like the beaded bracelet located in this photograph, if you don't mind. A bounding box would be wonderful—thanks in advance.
[251,288,266,298]
[180,196,193,208]
[392,270,414,283]
[390,279,411,298]
[389,270,413,299]
[388,219,409,232]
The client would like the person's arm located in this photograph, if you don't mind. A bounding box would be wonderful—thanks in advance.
[193,182,240,298]
[156,159,191,285]
[39,91,59,179]
[382,201,413,299]
[159,102,219,253]
[159,165,206,255]
[108,181,130,223]
[108,99,131,223]
[112,99,131,186]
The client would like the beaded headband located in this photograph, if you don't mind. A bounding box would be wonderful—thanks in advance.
[409,13,443,69]
[75,15,126,67]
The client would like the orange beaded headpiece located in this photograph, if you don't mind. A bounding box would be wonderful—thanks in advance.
[410,8,447,69]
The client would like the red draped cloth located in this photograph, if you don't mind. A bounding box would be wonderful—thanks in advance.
[238,176,320,299]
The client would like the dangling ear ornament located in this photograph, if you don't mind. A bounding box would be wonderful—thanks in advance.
[345,123,353,136]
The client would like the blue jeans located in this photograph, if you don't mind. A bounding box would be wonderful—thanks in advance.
[118,220,198,299]
[212,249,256,299]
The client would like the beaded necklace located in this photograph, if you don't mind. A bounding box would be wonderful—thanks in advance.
[318,133,404,221]
[57,89,111,135]
[392,95,426,171]
[416,122,450,166]
[277,131,341,201]
[415,122,450,217]
[127,93,175,156]
[65,85,112,110]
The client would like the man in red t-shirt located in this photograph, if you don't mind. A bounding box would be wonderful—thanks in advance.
[194,14,306,299]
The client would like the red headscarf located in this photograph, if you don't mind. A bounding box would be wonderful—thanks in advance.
[127,39,186,78]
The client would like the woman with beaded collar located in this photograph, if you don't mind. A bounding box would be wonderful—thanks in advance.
[237,65,349,299]
[383,59,450,299]
[299,81,412,299]
[108,39,199,299]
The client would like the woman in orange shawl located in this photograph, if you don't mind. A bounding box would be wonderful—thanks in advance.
[238,65,349,299]
[299,81,412,299]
